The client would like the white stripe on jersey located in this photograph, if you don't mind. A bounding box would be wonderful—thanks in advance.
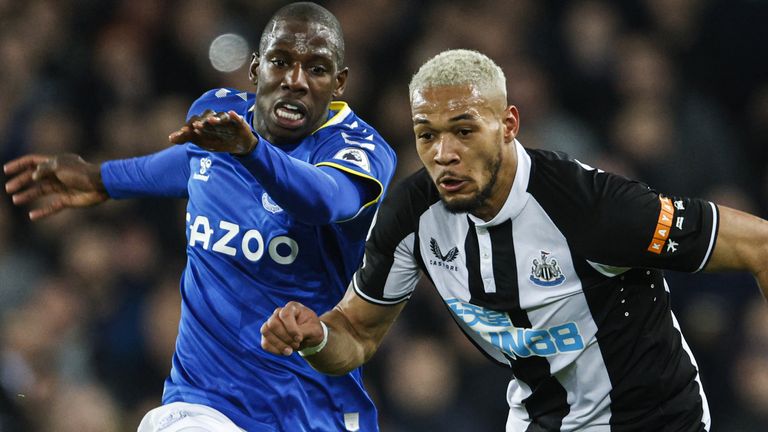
[510,197,613,429]
[695,202,719,273]
[671,310,711,430]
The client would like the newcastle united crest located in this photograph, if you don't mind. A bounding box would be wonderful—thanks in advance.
[530,251,566,287]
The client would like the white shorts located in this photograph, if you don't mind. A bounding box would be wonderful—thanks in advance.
[137,402,245,432]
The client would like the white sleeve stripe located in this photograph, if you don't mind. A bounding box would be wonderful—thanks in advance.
[352,276,411,305]
[695,202,719,273]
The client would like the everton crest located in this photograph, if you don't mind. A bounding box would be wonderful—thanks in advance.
[262,192,283,214]
[529,251,565,287]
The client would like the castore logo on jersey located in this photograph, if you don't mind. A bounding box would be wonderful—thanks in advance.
[428,238,459,271]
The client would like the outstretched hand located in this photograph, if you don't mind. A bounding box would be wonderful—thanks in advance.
[169,109,257,156]
[4,154,108,220]
[260,301,326,356]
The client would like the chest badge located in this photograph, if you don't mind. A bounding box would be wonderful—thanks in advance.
[530,251,566,287]
[262,192,283,214]
[192,157,212,181]
[428,238,460,271]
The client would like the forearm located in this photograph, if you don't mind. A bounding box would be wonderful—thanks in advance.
[706,205,768,299]
[101,145,190,199]
[755,269,768,300]
[303,306,378,375]
[236,140,364,224]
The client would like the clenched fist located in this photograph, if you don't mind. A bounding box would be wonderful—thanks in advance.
[260,301,326,356]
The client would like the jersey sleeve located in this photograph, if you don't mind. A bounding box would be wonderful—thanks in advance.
[529,153,719,273]
[100,88,247,199]
[101,145,190,198]
[236,139,371,224]
[311,121,397,217]
[186,88,245,120]
[353,170,434,305]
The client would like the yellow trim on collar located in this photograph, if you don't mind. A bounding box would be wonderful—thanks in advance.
[313,101,351,134]
[315,161,384,221]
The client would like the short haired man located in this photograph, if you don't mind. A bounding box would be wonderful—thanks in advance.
[5,3,396,431]
[261,49,768,431]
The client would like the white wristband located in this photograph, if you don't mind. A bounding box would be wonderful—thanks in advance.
[298,321,328,357]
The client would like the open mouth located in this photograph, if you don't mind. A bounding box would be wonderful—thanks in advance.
[438,175,468,193]
[274,101,307,128]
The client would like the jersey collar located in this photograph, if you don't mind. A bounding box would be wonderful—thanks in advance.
[313,101,351,134]
[469,139,531,228]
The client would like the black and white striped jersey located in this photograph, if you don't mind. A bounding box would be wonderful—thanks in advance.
[353,141,718,431]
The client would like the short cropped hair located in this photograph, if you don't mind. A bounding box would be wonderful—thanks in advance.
[259,2,345,67]
[409,49,506,103]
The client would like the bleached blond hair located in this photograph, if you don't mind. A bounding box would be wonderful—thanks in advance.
[409,49,507,104]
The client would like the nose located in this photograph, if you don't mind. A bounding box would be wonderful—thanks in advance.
[433,135,460,166]
[282,63,309,93]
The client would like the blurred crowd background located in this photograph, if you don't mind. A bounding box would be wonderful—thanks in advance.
[1,0,767,430]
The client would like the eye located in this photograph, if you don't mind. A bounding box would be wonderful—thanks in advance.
[270,58,288,67]
[417,131,435,141]
[457,128,472,137]
[309,65,328,75]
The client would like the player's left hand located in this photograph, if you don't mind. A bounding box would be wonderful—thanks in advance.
[169,109,257,156]
[260,301,325,356]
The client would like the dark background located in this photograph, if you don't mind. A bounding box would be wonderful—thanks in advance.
[1,0,767,430]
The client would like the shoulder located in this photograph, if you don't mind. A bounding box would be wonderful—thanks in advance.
[316,103,393,150]
[527,147,584,179]
[187,88,253,119]
[367,168,437,248]
[526,147,614,199]
[379,169,438,221]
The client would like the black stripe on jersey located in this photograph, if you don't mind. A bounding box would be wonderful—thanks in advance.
[464,219,522,310]
[464,218,484,302]
[489,220,520,309]
[577,267,706,430]
[467,218,570,430]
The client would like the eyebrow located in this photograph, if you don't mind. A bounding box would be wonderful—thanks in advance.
[449,113,479,122]
[413,112,478,125]
[266,46,334,61]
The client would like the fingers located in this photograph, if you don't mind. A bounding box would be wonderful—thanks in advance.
[169,126,194,144]
[31,158,58,182]
[5,168,36,194]
[4,155,52,194]
[260,308,298,356]
[3,154,50,177]
[11,178,69,204]
[260,302,313,356]
[28,199,67,220]
[170,111,246,146]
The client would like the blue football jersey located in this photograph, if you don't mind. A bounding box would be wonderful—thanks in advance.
[103,88,397,431]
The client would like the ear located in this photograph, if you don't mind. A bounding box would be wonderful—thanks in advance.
[332,67,349,98]
[249,52,260,86]
[503,105,520,143]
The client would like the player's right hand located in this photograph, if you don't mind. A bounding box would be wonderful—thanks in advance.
[168,109,257,156]
[3,154,109,220]
[260,301,325,356]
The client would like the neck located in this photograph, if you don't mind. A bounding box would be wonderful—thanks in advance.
[471,141,518,222]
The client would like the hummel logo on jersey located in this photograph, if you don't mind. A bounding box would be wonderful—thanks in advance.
[429,238,459,271]
[529,251,566,287]
[193,158,212,181]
